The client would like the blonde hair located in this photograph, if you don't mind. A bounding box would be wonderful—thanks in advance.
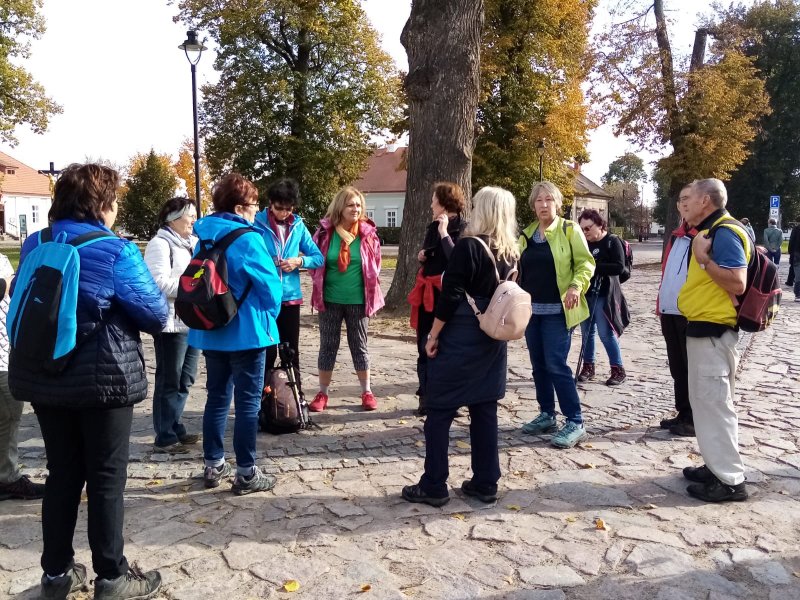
[465,186,520,263]
[528,181,563,214]
[325,186,366,227]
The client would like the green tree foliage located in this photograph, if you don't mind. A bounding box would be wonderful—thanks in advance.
[714,1,800,231]
[601,152,646,186]
[172,0,402,222]
[118,150,178,240]
[0,0,62,145]
[602,152,646,232]
[473,0,595,224]
[592,0,770,232]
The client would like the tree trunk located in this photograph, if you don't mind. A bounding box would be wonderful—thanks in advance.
[384,0,484,311]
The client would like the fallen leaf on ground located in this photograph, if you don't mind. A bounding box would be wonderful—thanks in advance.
[565,516,577,523]
[455,440,471,449]
[398,420,407,425]
[145,479,163,486]
[451,513,466,521]
[506,505,521,512]
[583,443,594,448]
[687,453,700,460]
[595,518,608,530]
[360,583,372,592]
[415,440,424,447]
[643,503,658,509]
[283,580,300,592]
[195,517,210,524]
[581,463,596,469]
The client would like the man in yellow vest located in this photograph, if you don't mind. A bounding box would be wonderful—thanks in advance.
[678,178,749,502]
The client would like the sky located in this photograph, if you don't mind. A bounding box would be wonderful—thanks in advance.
[7,0,715,204]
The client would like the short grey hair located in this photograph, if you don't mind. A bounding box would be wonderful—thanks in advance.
[529,181,564,213]
[769,218,777,226]
[692,178,727,209]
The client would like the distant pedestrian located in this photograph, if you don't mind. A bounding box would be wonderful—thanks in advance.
[519,182,595,449]
[656,187,696,437]
[576,209,630,386]
[253,178,324,399]
[408,182,467,416]
[0,252,46,502]
[402,186,519,507]
[11,163,169,599]
[309,187,384,412]
[763,218,782,264]
[740,217,755,241]
[788,223,800,293]
[190,173,283,496]
[678,178,749,502]
[144,197,201,455]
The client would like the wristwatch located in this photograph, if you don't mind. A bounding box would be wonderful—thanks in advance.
[427,334,437,341]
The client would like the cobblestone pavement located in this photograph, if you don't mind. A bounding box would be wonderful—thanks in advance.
[2,255,800,599]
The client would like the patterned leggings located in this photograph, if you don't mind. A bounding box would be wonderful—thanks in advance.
[317,303,370,372]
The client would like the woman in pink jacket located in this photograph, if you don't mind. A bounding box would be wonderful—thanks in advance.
[309,186,384,412]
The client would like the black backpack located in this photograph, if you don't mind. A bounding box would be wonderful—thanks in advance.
[620,238,633,283]
[708,218,781,332]
[175,227,255,330]
[258,343,313,434]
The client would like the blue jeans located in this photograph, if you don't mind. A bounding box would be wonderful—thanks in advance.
[202,348,267,472]
[767,249,781,264]
[525,313,583,424]
[152,332,200,447]
[580,295,623,367]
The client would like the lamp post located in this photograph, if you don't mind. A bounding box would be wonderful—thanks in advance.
[179,30,207,217]
[537,139,545,181]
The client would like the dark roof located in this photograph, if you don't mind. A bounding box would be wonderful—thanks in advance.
[351,146,407,193]
[574,172,613,200]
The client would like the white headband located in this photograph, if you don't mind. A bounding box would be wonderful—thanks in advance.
[165,204,191,223]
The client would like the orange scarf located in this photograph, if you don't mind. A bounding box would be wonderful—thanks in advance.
[335,221,360,272]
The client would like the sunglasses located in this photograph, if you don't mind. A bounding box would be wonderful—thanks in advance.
[271,205,292,212]
[581,225,594,232]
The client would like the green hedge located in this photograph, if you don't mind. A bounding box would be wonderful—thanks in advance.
[377,227,401,244]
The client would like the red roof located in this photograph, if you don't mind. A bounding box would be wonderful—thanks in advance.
[0,149,52,197]
[352,146,407,193]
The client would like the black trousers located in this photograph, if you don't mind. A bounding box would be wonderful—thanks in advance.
[415,306,436,397]
[35,405,132,580]
[659,314,692,421]
[420,400,500,497]
[265,304,302,395]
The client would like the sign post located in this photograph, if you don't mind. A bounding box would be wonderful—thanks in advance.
[769,195,781,228]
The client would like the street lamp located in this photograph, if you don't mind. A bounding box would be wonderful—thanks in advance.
[537,139,545,181]
[179,30,207,217]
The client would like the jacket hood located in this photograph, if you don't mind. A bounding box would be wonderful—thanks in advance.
[255,209,306,230]
[193,213,252,242]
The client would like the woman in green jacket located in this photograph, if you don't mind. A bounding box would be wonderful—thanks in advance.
[518,181,595,448]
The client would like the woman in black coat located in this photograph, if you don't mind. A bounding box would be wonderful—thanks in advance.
[576,209,630,386]
[402,186,520,507]
[407,182,467,415]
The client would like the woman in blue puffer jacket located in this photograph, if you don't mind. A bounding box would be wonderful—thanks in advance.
[9,163,169,600]
[189,173,282,497]
[253,178,323,398]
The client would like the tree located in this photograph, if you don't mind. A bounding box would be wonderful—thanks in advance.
[715,1,800,232]
[602,152,646,186]
[0,0,62,145]
[172,0,402,222]
[592,0,770,235]
[602,152,645,232]
[383,0,484,310]
[174,138,212,214]
[118,150,178,240]
[472,0,595,225]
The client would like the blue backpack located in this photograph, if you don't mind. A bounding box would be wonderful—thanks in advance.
[7,227,116,373]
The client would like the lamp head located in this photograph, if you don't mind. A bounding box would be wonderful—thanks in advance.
[537,139,545,157]
[179,30,207,64]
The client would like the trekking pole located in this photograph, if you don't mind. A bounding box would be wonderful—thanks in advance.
[575,277,603,384]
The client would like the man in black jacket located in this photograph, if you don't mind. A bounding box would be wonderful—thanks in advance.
[789,223,800,296]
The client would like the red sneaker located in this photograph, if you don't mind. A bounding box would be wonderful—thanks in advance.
[361,391,377,411]
[309,392,328,412]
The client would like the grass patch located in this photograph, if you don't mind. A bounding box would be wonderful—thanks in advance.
[3,247,21,270]
[382,256,397,269]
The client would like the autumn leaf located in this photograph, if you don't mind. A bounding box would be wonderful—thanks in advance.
[581,463,596,469]
[595,518,608,530]
[583,443,594,448]
[145,479,163,486]
[451,513,466,521]
[195,517,211,525]
[398,420,407,425]
[283,580,300,592]
[506,505,521,512]
[360,584,372,592]
[566,516,577,523]
[455,440,471,449]
[415,440,424,447]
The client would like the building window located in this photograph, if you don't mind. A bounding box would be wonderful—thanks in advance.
[386,210,397,228]
[5,169,15,175]
[31,205,39,224]
[366,209,374,221]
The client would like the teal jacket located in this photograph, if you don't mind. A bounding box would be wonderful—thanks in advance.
[519,216,596,329]
[763,225,783,252]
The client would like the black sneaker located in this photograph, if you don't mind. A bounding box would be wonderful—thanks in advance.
[178,433,200,445]
[461,479,498,503]
[152,442,190,454]
[669,421,695,437]
[40,563,87,599]
[687,478,748,503]
[94,564,161,600]
[203,462,232,489]
[660,416,680,429]
[416,396,427,417]
[401,484,450,507]
[683,464,715,483]
[0,474,45,500]
[231,467,277,496]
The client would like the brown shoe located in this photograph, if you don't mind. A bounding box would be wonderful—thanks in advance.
[577,362,595,382]
[606,365,627,386]
[0,475,45,500]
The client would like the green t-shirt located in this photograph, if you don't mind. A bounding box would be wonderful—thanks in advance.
[324,231,365,305]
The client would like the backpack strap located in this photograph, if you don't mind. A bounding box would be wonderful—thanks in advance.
[69,230,117,248]
[707,217,755,267]
[217,226,257,306]
[39,227,53,244]
[464,236,518,317]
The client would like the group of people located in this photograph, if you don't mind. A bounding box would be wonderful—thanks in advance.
[0,163,756,599]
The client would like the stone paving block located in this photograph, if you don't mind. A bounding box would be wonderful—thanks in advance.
[503,591,567,600]
[624,543,694,577]
[518,565,585,588]
[223,539,277,570]
[534,469,632,507]
[680,524,736,546]
[129,521,205,546]
[543,539,604,576]
[0,516,41,549]
[748,561,792,585]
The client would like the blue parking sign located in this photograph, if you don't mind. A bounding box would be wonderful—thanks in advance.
[770,195,780,208]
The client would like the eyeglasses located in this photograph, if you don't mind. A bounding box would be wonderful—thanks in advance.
[240,203,259,208]
[271,205,292,213]
[582,226,594,232]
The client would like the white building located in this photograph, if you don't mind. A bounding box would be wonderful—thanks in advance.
[352,145,406,227]
[0,150,53,239]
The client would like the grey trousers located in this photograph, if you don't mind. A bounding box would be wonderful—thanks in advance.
[0,371,23,483]
[317,303,370,372]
